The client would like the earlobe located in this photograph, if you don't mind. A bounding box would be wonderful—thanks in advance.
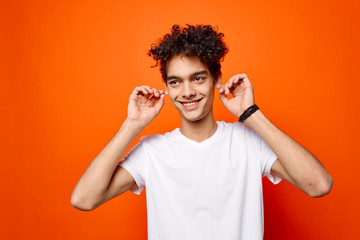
[214,74,222,89]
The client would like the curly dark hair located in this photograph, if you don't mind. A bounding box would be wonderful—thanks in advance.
[148,24,228,82]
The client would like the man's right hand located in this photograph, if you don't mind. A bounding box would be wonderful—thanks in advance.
[126,86,165,128]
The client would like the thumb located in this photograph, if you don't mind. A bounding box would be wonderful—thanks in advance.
[154,94,165,114]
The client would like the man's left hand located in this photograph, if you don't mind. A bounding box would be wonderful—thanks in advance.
[218,73,254,117]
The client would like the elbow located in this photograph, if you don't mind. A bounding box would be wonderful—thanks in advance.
[308,175,333,198]
[71,194,97,211]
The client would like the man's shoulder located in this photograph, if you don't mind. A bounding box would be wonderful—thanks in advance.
[217,120,245,131]
[140,133,165,143]
[140,128,180,144]
[217,120,257,138]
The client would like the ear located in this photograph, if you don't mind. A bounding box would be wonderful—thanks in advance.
[214,73,222,89]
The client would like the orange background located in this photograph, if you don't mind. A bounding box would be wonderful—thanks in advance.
[1,0,359,239]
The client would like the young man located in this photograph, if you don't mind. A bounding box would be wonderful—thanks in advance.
[71,25,333,239]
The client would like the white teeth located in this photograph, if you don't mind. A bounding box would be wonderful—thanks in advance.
[183,101,196,106]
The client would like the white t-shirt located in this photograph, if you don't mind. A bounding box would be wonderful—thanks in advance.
[120,121,281,240]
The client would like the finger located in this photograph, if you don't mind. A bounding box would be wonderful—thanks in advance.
[237,74,253,89]
[136,86,152,96]
[226,77,235,89]
[149,90,165,102]
[219,92,229,104]
[219,85,229,95]
[225,74,247,94]
[235,73,249,83]
[143,86,154,95]
[218,86,224,94]
[224,83,230,95]
[133,86,148,96]
[234,75,242,84]
[154,94,165,113]
[226,89,230,95]
[152,88,160,98]
[142,88,150,95]
[229,74,240,84]
[237,73,248,79]
[230,74,246,84]
[224,75,238,94]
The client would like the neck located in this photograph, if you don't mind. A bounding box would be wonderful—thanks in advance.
[179,110,218,143]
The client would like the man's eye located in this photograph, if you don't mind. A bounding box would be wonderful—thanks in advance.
[194,76,205,81]
[169,80,179,85]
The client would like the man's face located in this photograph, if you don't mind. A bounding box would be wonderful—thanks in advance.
[165,55,220,123]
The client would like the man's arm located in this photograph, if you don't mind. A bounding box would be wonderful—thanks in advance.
[71,86,165,211]
[218,74,333,197]
[245,110,332,197]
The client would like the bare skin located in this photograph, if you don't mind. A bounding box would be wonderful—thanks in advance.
[71,56,332,211]
[218,73,333,197]
[71,86,165,210]
[164,55,220,143]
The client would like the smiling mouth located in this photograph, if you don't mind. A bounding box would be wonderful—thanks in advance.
[178,98,203,110]
[179,99,202,106]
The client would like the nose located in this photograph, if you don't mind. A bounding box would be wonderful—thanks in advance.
[182,81,195,98]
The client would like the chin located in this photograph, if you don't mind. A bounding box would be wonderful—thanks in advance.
[183,117,203,122]
[180,111,208,123]
[174,102,211,123]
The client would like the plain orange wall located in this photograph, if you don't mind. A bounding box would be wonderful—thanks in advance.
[1,0,359,239]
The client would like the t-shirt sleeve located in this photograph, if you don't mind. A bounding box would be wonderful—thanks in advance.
[118,141,146,195]
[258,134,282,185]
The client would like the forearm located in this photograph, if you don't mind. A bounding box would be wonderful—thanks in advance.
[71,119,144,207]
[244,110,332,196]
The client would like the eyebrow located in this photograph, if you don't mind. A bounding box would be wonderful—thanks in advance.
[167,70,208,81]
